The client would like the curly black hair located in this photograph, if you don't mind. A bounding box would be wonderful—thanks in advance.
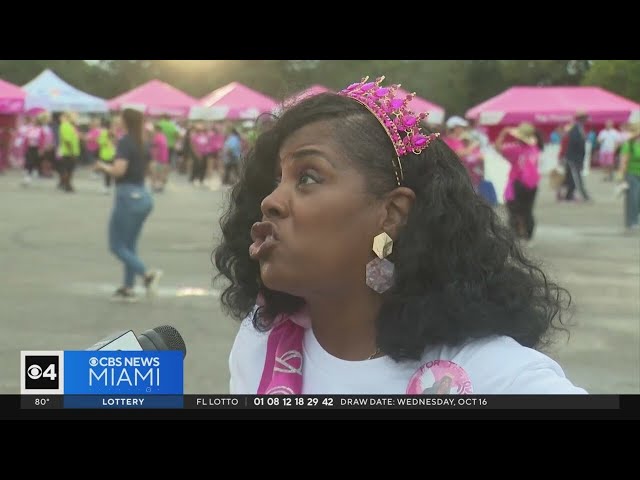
[213,92,572,362]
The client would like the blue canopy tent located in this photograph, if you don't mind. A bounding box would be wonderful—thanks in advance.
[23,69,108,113]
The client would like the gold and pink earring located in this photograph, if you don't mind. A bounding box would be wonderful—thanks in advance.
[366,232,394,294]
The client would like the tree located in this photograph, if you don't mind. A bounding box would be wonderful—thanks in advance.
[0,60,602,119]
[582,60,640,103]
[499,60,590,86]
[0,60,131,98]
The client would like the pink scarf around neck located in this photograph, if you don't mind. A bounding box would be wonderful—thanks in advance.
[256,295,310,395]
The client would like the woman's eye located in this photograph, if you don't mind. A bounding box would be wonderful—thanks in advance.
[299,173,318,185]
[273,170,321,188]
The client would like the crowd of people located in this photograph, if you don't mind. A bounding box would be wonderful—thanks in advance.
[0,111,249,193]
[2,105,639,240]
[437,113,640,241]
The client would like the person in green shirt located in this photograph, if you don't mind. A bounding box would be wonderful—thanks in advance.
[617,124,640,230]
[156,115,179,168]
[97,118,116,193]
[57,111,81,193]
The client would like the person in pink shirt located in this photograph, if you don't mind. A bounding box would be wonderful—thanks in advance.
[85,117,101,165]
[460,137,484,190]
[150,124,170,192]
[0,125,11,174]
[442,116,472,155]
[495,123,541,242]
[207,124,225,177]
[37,114,55,178]
[442,116,484,190]
[22,116,43,185]
[7,126,21,169]
[11,116,33,172]
[189,123,209,186]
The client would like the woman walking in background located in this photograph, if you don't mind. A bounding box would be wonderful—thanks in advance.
[94,108,162,302]
[495,122,542,244]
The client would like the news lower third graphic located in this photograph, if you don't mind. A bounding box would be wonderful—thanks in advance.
[18,351,622,411]
[21,350,184,408]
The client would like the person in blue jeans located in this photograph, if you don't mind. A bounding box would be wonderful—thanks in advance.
[94,108,162,301]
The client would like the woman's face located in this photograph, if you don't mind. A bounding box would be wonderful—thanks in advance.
[452,126,465,138]
[251,120,383,299]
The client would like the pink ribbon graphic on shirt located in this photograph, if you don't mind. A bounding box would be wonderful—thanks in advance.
[406,360,473,394]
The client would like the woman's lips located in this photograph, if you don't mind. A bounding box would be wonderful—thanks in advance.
[249,222,279,260]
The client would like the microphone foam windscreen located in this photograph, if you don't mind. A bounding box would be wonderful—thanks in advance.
[153,325,187,358]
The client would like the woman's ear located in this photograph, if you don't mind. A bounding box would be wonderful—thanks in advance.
[380,187,416,239]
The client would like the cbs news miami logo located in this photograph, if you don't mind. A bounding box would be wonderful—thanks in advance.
[20,350,183,396]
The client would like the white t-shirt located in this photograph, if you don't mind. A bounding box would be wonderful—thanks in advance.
[597,128,622,153]
[229,318,587,395]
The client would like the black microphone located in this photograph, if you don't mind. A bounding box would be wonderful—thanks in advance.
[86,325,187,359]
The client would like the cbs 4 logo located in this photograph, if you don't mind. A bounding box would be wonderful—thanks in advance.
[24,355,59,390]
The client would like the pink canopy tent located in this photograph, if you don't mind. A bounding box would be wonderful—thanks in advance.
[108,79,198,117]
[0,78,26,114]
[466,86,640,129]
[199,82,278,120]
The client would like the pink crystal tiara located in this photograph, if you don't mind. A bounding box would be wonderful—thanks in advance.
[338,75,440,186]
